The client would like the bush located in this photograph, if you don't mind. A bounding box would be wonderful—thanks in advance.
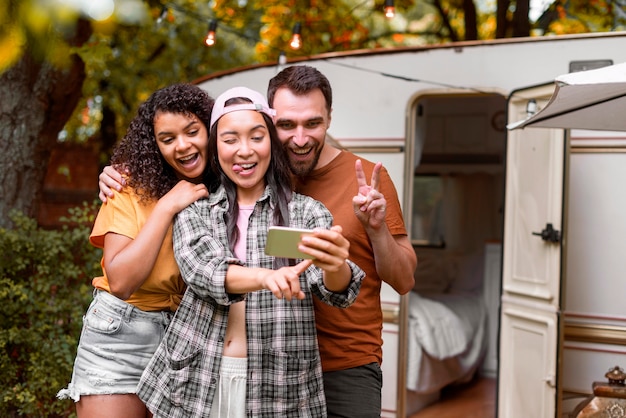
[0,202,102,418]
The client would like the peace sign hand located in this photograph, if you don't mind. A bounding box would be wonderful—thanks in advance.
[352,159,387,230]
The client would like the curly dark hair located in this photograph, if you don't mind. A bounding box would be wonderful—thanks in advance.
[208,97,293,252]
[110,83,214,201]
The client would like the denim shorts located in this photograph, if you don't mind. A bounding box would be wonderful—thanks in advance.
[57,289,172,402]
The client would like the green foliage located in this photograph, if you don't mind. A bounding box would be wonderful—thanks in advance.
[62,0,259,146]
[545,0,625,35]
[24,0,624,152]
[0,202,102,418]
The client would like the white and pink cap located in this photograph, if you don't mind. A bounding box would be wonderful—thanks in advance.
[209,86,276,130]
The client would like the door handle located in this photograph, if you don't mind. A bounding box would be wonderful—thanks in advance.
[543,374,556,387]
[532,223,561,243]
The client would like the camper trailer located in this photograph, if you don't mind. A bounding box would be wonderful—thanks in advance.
[195,32,626,417]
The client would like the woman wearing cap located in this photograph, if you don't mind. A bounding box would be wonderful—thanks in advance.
[137,87,364,417]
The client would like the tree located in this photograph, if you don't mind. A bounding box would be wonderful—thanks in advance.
[0,0,256,227]
[537,0,626,35]
[0,0,622,228]
[496,0,531,38]
[0,5,92,227]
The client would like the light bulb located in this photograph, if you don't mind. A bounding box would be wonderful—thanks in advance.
[289,22,302,50]
[384,0,395,18]
[205,20,218,47]
[156,7,168,24]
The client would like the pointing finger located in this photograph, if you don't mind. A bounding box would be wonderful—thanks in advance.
[293,259,313,275]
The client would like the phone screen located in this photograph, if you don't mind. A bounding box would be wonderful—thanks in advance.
[265,226,314,259]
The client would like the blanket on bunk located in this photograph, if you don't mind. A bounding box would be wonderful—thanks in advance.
[406,291,487,393]
[409,291,480,359]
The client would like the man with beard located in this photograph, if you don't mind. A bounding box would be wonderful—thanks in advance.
[267,65,417,417]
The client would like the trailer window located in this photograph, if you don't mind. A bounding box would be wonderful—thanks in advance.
[411,175,445,248]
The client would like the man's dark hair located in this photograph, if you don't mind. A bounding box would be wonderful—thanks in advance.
[267,65,332,113]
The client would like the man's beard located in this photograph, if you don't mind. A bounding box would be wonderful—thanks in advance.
[285,144,322,177]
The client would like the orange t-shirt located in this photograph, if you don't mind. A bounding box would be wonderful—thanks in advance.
[294,151,408,372]
[90,188,185,312]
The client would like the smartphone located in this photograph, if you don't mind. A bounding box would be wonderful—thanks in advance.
[265,226,315,259]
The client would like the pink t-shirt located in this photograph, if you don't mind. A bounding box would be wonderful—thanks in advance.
[234,205,255,261]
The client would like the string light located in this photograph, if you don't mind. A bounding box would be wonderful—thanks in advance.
[159,2,265,49]
[153,1,507,96]
[158,2,392,54]
[276,50,288,70]
[204,19,218,47]
[384,0,395,18]
[156,6,168,24]
[289,22,302,50]
[152,3,507,96]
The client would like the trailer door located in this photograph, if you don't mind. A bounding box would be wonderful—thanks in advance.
[498,84,566,418]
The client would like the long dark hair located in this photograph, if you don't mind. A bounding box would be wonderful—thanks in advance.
[111,83,214,201]
[208,97,293,252]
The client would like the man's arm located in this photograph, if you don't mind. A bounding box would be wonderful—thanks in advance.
[366,225,416,295]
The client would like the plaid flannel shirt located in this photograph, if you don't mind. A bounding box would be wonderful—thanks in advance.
[138,185,364,417]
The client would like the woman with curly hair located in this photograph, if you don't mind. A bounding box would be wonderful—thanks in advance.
[57,83,213,418]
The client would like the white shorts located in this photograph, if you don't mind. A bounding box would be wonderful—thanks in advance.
[209,356,247,418]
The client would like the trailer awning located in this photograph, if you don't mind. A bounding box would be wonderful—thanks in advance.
[508,62,626,132]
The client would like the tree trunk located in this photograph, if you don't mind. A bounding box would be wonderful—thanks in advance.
[496,0,510,38]
[463,0,478,40]
[496,0,531,38]
[0,20,91,228]
[433,0,459,42]
[512,0,531,37]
